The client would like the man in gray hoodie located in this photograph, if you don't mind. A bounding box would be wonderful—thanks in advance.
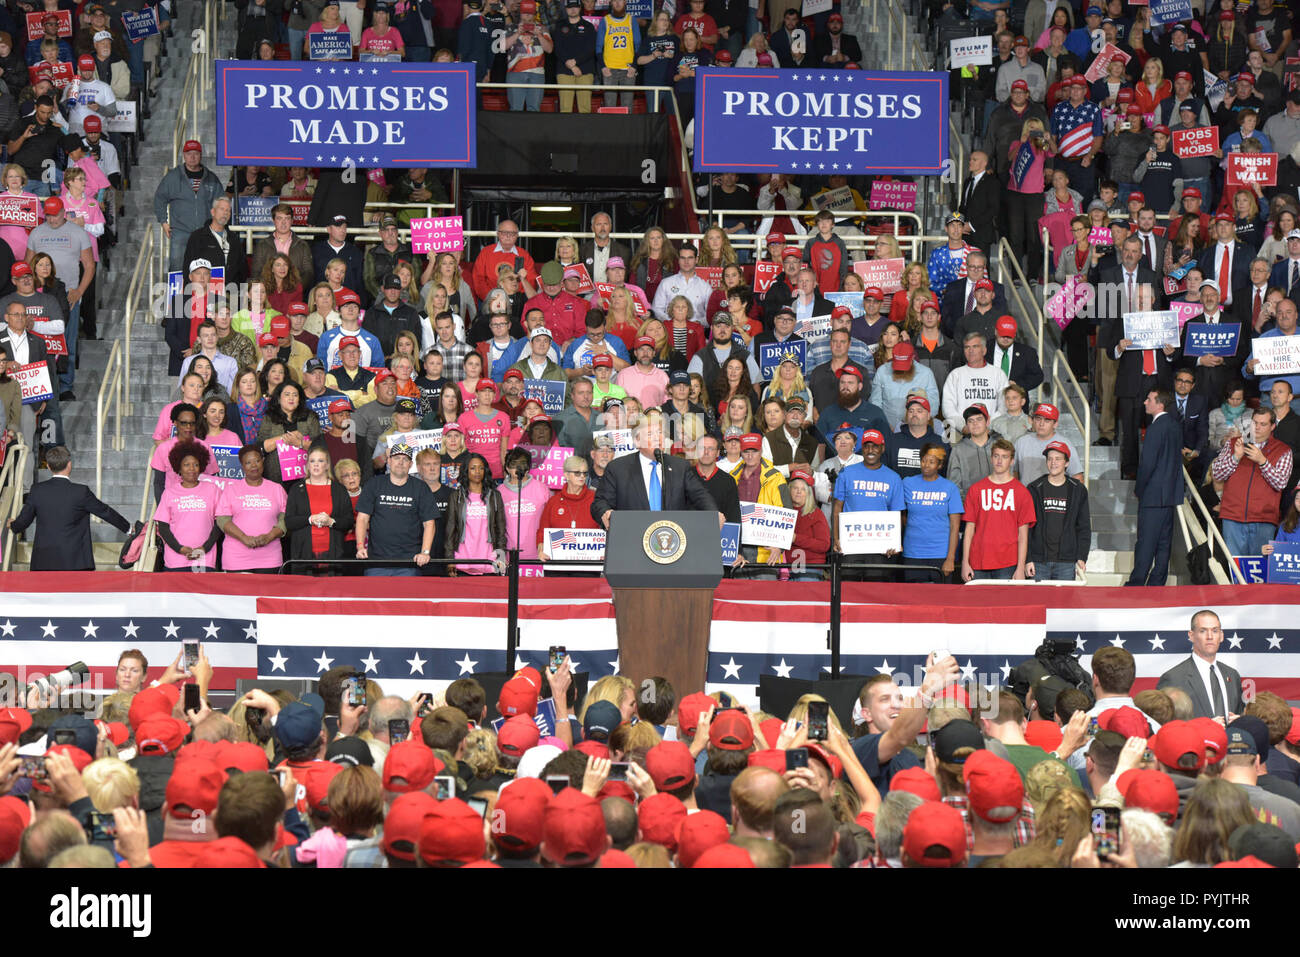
[153,140,226,273]
[947,403,1002,496]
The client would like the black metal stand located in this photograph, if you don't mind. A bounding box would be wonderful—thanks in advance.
[828,550,842,678]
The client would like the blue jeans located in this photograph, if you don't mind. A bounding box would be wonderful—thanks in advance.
[973,565,1016,580]
[287,26,307,60]
[1034,561,1076,581]
[60,299,80,392]
[25,178,51,198]
[364,566,420,577]
[1221,520,1274,558]
[508,72,544,111]
[405,46,432,62]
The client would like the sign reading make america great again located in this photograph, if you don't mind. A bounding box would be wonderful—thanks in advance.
[692,67,949,175]
[214,60,476,169]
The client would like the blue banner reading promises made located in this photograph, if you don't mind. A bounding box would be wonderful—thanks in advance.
[215,60,476,169]
[692,67,949,175]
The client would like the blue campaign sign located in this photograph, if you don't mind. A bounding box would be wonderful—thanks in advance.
[1150,0,1193,24]
[214,60,477,169]
[758,339,806,379]
[308,32,354,61]
[305,394,336,430]
[824,291,865,318]
[626,0,652,15]
[692,67,949,175]
[523,378,567,414]
[122,8,159,41]
[236,196,277,227]
[1183,322,1241,358]
[167,266,224,295]
[1267,542,1300,584]
[211,446,245,480]
[1233,555,1268,584]
[490,697,560,736]
[720,522,740,565]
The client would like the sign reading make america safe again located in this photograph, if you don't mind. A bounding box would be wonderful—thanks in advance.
[215,60,476,169]
[692,67,948,175]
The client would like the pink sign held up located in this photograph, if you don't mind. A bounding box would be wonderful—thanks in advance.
[869,181,917,211]
[410,215,465,254]
[276,441,309,481]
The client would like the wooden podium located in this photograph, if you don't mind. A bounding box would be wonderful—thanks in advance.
[604,510,722,695]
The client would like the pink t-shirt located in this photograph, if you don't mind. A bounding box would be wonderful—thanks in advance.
[151,436,219,491]
[500,478,551,560]
[457,408,511,479]
[615,364,669,408]
[454,492,494,574]
[360,27,404,53]
[155,480,221,569]
[201,430,242,455]
[153,401,180,441]
[217,479,288,571]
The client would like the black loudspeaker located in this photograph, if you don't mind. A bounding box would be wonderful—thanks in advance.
[758,675,870,734]
[475,671,590,722]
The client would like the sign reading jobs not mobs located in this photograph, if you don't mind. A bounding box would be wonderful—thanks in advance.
[692,67,949,175]
[214,60,476,169]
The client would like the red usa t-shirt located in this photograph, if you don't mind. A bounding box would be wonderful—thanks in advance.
[962,476,1035,570]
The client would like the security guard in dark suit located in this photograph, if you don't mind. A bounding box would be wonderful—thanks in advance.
[8,445,130,570]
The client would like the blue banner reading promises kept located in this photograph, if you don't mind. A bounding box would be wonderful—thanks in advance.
[692,67,948,175]
[215,60,476,169]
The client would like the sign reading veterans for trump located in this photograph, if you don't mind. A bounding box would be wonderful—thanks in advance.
[1252,335,1300,377]
[692,67,949,175]
[740,502,797,550]
[1183,322,1241,357]
[838,510,902,554]
[544,528,606,561]
[215,60,476,169]
[1123,311,1181,349]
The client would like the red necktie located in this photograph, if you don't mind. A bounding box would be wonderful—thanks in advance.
[1143,348,1156,375]
[1253,289,1262,328]
[1144,235,1152,267]
[1219,244,1231,303]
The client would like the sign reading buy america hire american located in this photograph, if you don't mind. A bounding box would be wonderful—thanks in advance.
[215,60,476,169]
[692,67,949,175]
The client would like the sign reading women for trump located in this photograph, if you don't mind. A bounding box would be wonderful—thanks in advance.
[215,60,476,169]
[692,67,948,175]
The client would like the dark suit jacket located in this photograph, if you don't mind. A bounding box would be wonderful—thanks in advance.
[590,451,717,519]
[577,239,633,274]
[10,475,130,570]
[941,279,1009,337]
[812,30,862,66]
[1179,310,1246,406]
[1135,411,1184,507]
[1157,656,1244,719]
[1196,241,1252,305]
[958,172,1002,249]
[998,341,1045,392]
[1171,392,1209,454]
[1268,257,1300,303]
[0,328,53,379]
[1132,231,1167,275]
[1099,264,1175,397]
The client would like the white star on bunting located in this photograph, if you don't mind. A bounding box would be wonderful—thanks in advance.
[721,657,743,680]
[313,651,335,673]
[771,658,793,678]
[0,621,14,637]
[203,622,220,639]
[360,651,381,673]
[1267,633,1283,649]
[455,653,478,675]
[406,653,427,675]
[122,621,138,638]
[243,623,258,641]
[41,621,57,638]
[1227,632,1243,649]
[1110,635,1126,648]
[1149,634,1165,650]
[81,621,98,638]
[875,659,894,675]
[268,650,288,673]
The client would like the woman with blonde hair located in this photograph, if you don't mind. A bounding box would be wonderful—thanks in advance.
[786,693,846,737]
[421,282,466,345]
[82,758,140,813]
[462,727,499,779]
[1172,779,1256,866]
[735,28,771,68]
[579,675,637,723]
[0,162,39,259]
[872,233,903,262]
[606,287,643,351]
[889,262,930,325]
[762,355,813,416]
[609,720,662,758]
[305,282,338,335]
[700,225,738,269]
[903,289,931,340]
[1029,788,1091,866]
[554,234,581,267]
[630,226,678,301]
[420,250,476,325]
[1135,56,1171,115]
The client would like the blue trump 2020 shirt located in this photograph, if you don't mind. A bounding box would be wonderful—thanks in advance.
[834,462,904,512]
[901,474,963,559]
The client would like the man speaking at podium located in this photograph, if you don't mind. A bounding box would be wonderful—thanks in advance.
[592,408,723,527]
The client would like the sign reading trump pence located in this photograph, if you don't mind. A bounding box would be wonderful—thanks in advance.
[215,60,476,168]
[838,510,902,554]
[692,67,949,175]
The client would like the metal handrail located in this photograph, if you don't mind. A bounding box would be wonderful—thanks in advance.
[0,441,29,571]
[95,338,124,498]
[1181,464,1247,584]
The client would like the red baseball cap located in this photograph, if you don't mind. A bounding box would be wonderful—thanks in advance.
[891,341,915,370]
[995,315,1017,337]
[921,297,941,313]
[1214,211,1233,223]
[77,54,94,70]
[303,760,343,815]
[493,777,550,852]
[498,713,541,757]
[902,801,967,867]
[676,810,730,867]
[1116,768,1179,821]
[746,749,787,774]
[1150,720,1207,772]
[127,684,178,730]
[337,335,360,352]
[498,673,539,718]
[269,315,291,337]
[1190,716,1228,764]
[634,335,656,349]
[217,741,269,774]
[637,792,688,851]
[1183,186,1202,199]
[1023,719,1064,752]
[336,289,361,307]
[165,757,228,818]
[34,744,92,792]
[0,795,32,864]
[739,433,762,452]
[789,465,815,487]
[1175,71,1193,82]
[590,354,613,369]
[694,843,756,867]
[83,114,102,133]
[382,740,443,793]
[708,710,754,751]
[863,286,884,301]
[766,231,785,244]
[381,792,438,861]
[542,788,607,865]
[1287,707,1300,747]
[677,692,715,737]
[1043,439,1072,461]
[890,767,941,802]
[183,139,201,153]
[645,741,695,792]
[0,708,32,734]
[257,332,278,348]
[1219,9,1234,20]
[1098,706,1149,739]
[713,49,733,63]
[781,246,802,260]
[1032,402,1059,421]
[287,302,308,316]
[834,362,865,381]
[134,716,188,755]
[418,798,485,866]
[42,196,62,217]
[1117,88,1134,102]
[806,742,843,780]
[502,368,525,381]
[1130,191,1146,203]
[861,429,885,447]
[1070,75,1087,87]
[962,751,1024,823]
[830,304,853,321]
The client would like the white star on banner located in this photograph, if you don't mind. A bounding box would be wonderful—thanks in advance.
[772,658,793,678]
[455,653,478,675]
[122,621,138,638]
[81,621,98,638]
[41,621,57,638]
[960,660,977,681]
[329,67,336,74]
[833,74,840,82]
[315,67,322,73]
[1110,635,1126,648]
[1075,635,1086,651]
[203,621,220,639]
[0,621,14,637]
[721,657,743,680]
[268,650,288,673]
[407,653,427,675]
[316,155,323,162]
[1267,633,1283,649]
[515,655,528,672]
[342,67,350,74]
[371,68,379,75]
[360,651,381,673]
[1149,634,1165,650]
[314,651,335,673]
[243,623,258,641]
[1000,660,1012,680]
[818,74,827,81]
[163,621,180,638]
[609,657,620,674]
[330,155,338,162]
[804,162,812,169]
[567,659,581,674]
[818,162,825,169]
[1227,632,1243,649]
[875,659,894,675]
